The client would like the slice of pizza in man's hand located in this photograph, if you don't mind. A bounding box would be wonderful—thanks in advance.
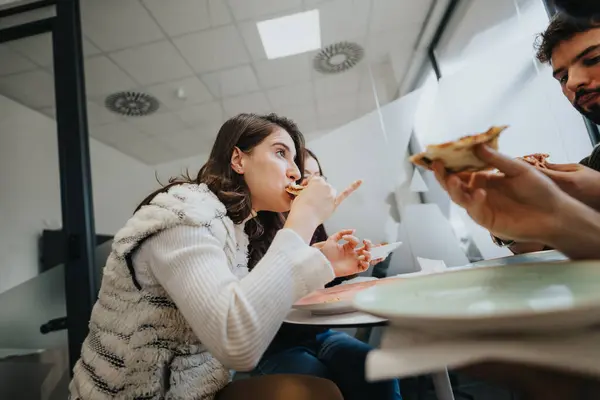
[409,125,509,173]
[518,153,550,169]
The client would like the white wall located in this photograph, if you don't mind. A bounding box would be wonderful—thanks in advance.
[0,95,157,293]
[306,90,423,275]
[153,153,209,181]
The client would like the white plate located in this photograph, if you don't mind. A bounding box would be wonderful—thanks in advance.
[370,242,403,260]
[284,309,386,326]
[293,280,387,315]
[353,260,600,334]
[466,250,568,268]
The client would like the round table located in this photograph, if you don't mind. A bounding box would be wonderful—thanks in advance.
[284,309,387,328]
[284,309,454,399]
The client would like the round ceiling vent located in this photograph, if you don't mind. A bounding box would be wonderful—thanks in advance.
[104,91,160,117]
[313,41,364,74]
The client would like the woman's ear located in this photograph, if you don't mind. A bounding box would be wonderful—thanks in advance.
[231,147,245,174]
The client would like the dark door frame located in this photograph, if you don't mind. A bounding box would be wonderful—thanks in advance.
[0,0,97,371]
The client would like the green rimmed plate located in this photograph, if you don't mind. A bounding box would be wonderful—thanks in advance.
[353,261,600,334]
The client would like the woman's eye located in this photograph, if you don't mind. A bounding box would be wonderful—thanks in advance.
[276,150,285,157]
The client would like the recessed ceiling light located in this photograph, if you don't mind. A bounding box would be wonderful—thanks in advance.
[257,10,321,60]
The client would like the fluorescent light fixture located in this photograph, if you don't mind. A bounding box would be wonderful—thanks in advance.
[257,10,321,60]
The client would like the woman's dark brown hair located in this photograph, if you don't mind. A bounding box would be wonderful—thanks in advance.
[305,148,324,178]
[136,113,306,269]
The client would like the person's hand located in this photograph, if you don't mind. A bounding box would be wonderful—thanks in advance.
[290,177,362,225]
[432,145,570,243]
[537,163,600,211]
[313,230,372,277]
[285,177,362,243]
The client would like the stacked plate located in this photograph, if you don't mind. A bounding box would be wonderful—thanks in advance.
[353,260,600,334]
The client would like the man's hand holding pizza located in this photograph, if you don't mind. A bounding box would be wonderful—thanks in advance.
[537,163,600,211]
[431,145,600,260]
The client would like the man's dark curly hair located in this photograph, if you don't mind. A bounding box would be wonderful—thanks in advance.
[535,12,600,64]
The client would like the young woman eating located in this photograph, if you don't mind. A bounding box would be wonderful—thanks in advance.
[68,113,370,400]
[252,149,403,400]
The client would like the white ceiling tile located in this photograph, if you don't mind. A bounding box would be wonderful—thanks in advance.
[357,92,378,115]
[222,92,270,116]
[109,40,194,86]
[318,0,370,46]
[6,33,100,67]
[304,129,330,142]
[0,70,55,108]
[36,102,123,125]
[359,65,398,104]
[267,83,314,109]
[318,110,356,130]
[208,0,233,26]
[272,104,318,133]
[316,95,357,116]
[84,56,138,97]
[0,45,37,75]
[303,0,331,7]
[80,0,165,51]
[176,101,225,126]
[142,0,211,36]
[226,0,302,21]
[237,20,267,61]
[39,107,56,119]
[366,29,416,63]
[127,112,188,138]
[297,118,318,135]
[146,76,213,111]
[370,0,432,33]
[200,65,259,98]
[90,121,179,165]
[162,129,216,157]
[90,121,143,143]
[129,141,181,165]
[83,37,102,57]
[254,53,311,89]
[174,25,250,73]
[87,101,122,125]
[314,68,360,98]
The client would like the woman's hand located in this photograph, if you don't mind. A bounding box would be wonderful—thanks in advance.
[313,229,372,277]
[285,177,362,243]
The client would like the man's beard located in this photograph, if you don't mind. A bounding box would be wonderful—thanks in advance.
[573,87,600,125]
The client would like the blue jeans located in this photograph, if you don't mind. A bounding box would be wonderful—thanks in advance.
[253,330,402,400]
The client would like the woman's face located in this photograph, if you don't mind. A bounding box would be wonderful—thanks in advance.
[303,156,321,180]
[234,127,301,213]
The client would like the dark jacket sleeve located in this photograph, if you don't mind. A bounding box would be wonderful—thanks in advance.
[580,145,600,172]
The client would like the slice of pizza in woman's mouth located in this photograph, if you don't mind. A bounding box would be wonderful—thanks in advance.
[285,183,306,196]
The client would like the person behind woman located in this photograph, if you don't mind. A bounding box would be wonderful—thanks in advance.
[252,148,402,400]
[68,113,371,400]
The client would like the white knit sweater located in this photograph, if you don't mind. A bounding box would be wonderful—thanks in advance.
[69,183,334,400]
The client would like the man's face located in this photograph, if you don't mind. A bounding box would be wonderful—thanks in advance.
[551,27,600,124]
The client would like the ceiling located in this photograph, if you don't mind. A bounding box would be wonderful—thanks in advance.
[0,0,433,165]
